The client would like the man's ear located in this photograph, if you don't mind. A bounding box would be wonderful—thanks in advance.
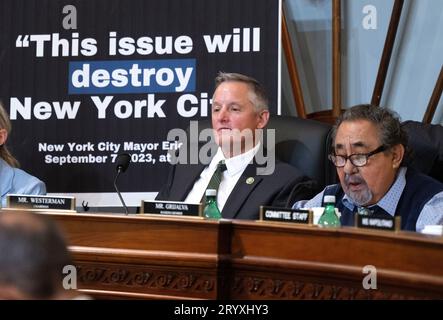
[0,128,7,146]
[391,144,405,169]
[257,110,270,129]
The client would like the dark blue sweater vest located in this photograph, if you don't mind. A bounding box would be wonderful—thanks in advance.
[323,169,443,231]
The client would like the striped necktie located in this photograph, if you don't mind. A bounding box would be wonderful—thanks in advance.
[202,160,227,204]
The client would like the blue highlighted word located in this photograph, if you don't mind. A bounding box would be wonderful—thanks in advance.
[69,59,195,94]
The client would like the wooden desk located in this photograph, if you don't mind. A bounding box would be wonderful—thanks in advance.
[40,212,443,299]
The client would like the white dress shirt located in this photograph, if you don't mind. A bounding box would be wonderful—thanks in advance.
[185,143,260,211]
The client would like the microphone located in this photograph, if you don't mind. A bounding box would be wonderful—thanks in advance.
[114,153,131,215]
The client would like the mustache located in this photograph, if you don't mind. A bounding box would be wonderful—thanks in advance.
[344,174,366,185]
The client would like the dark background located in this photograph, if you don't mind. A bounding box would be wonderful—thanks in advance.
[0,0,279,193]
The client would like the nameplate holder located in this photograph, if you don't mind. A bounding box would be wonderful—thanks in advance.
[356,214,401,232]
[141,200,203,218]
[260,206,313,225]
[6,194,76,212]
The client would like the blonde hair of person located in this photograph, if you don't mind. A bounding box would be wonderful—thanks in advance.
[0,103,19,168]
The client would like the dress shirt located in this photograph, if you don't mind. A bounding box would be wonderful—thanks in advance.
[185,143,260,211]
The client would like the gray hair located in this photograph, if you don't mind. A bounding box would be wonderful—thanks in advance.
[214,72,269,112]
[332,104,408,155]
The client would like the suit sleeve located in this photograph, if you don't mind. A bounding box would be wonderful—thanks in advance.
[155,164,176,200]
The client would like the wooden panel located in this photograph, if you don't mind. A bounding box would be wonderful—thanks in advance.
[332,0,342,117]
[33,212,443,299]
[48,212,231,253]
[282,7,306,118]
[229,220,443,299]
[371,0,405,106]
[423,65,443,124]
[45,212,232,299]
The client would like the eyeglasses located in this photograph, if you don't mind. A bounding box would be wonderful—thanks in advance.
[328,145,387,167]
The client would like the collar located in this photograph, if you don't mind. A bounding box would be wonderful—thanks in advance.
[209,142,260,177]
[341,167,407,216]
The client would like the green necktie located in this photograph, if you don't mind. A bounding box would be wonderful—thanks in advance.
[202,160,227,204]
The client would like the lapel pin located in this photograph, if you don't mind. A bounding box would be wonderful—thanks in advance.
[246,177,254,184]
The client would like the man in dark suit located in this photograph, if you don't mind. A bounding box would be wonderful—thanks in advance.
[156,72,317,219]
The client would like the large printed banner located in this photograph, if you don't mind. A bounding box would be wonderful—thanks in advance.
[0,0,281,206]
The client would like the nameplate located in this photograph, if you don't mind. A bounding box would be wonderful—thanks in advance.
[356,214,400,232]
[260,206,313,224]
[141,200,203,217]
[6,194,76,212]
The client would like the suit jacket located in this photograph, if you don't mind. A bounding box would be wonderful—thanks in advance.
[0,158,46,208]
[156,152,318,220]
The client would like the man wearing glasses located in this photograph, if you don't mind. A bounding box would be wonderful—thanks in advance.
[293,104,443,232]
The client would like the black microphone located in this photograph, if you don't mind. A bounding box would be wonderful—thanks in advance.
[114,153,131,215]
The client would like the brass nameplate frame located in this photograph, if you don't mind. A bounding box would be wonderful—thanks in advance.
[141,200,203,218]
[356,214,401,232]
[6,194,76,212]
[260,206,313,224]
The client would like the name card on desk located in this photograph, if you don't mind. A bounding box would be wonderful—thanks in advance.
[356,214,401,232]
[141,200,203,217]
[6,194,76,212]
[260,206,313,224]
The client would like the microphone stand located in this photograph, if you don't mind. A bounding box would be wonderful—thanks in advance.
[114,167,129,215]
